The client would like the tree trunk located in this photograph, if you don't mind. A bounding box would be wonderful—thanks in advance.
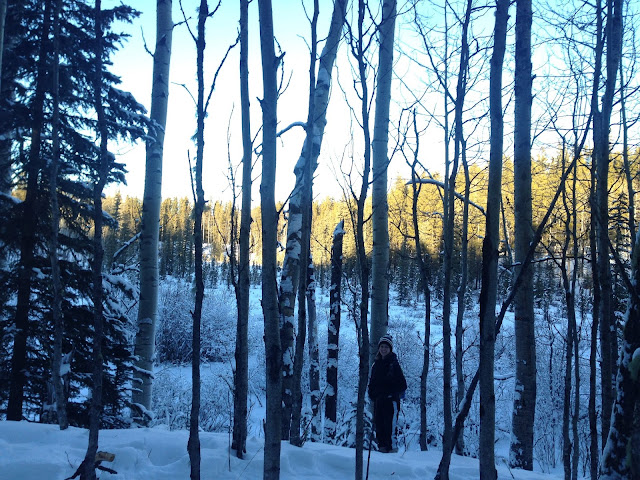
[325,220,345,443]
[7,0,52,421]
[289,209,309,445]
[559,147,576,480]
[306,261,320,442]
[479,1,508,478]
[619,62,634,257]
[408,112,431,453]
[82,2,108,477]
[370,0,396,366]
[593,0,623,446]
[596,0,625,469]
[452,0,472,456]
[232,0,251,459]
[132,0,173,424]
[586,14,605,464]
[354,2,372,477]
[570,158,580,480]
[49,0,68,431]
[281,0,318,440]
[258,0,282,477]
[599,233,640,479]
[278,0,346,439]
[454,147,469,456]
[588,157,601,480]
[187,2,208,478]
[510,0,536,470]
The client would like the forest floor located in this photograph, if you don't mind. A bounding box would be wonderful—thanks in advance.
[0,419,564,479]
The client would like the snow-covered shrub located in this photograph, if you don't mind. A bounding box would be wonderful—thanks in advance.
[152,363,234,433]
[155,277,194,363]
[155,279,237,363]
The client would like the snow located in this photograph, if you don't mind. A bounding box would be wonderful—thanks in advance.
[0,420,563,480]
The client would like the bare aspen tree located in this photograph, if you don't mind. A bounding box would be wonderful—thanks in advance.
[232,0,251,459]
[346,1,373,476]
[455,141,470,456]
[588,156,601,480]
[278,0,347,440]
[186,1,209,478]
[592,0,623,446]
[546,80,595,475]
[325,220,345,442]
[478,0,509,478]
[510,0,536,470]
[584,5,606,474]
[48,0,68,431]
[570,157,580,480]
[82,2,109,476]
[414,0,474,460]
[451,0,473,457]
[133,0,173,425]
[281,0,319,441]
[258,0,283,476]
[370,0,396,366]
[619,62,635,257]
[404,111,432,452]
[558,142,582,480]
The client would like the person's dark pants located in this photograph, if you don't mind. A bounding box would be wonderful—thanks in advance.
[374,396,398,451]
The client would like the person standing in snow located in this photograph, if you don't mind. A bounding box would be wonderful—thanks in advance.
[368,334,407,453]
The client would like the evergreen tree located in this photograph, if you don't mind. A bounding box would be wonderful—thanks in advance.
[0,0,146,426]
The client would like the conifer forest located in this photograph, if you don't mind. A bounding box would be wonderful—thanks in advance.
[0,0,639,479]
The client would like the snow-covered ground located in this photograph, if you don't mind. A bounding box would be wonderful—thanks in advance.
[0,282,581,479]
[0,420,562,479]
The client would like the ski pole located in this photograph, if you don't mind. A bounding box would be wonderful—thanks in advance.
[366,400,375,480]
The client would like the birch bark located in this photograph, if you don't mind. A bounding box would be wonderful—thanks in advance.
[278,0,347,439]
[325,221,345,442]
[133,0,173,423]
[370,0,396,366]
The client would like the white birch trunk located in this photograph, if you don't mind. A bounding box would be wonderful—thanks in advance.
[370,0,396,366]
[277,0,348,439]
[133,0,173,423]
[325,221,344,443]
[510,0,536,469]
[258,0,282,476]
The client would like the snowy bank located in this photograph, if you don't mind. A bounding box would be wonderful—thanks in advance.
[0,420,562,479]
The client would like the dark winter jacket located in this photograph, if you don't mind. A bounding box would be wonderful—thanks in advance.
[368,352,407,403]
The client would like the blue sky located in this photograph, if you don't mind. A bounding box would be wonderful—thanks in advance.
[108,0,359,203]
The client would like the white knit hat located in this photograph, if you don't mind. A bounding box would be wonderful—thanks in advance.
[378,334,393,351]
